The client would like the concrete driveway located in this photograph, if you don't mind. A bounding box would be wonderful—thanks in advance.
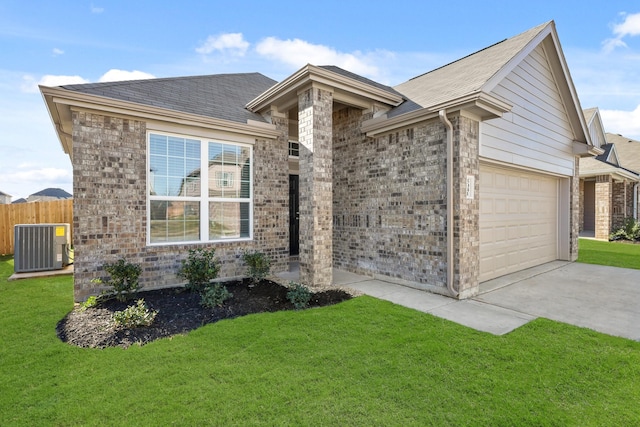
[338,261,640,341]
[476,261,640,341]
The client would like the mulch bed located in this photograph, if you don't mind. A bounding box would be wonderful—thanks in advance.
[56,279,352,349]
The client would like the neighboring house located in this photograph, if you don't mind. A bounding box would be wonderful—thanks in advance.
[11,198,27,204]
[41,21,597,302]
[0,191,11,204]
[579,108,640,239]
[27,187,72,202]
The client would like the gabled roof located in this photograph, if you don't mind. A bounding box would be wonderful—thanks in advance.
[391,22,550,117]
[606,132,640,173]
[593,143,620,166]
[583,107,607,149]
[246,64,404,114]
[580,142,639,181]
[12,198,27,204]
[362,21,591,148]
[0,190,10,197]
[583,107,598,124]
[60,73,277,124]
[30,188,72,198]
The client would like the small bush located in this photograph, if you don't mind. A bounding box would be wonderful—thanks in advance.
[79,296,99,311]
[200,284,232,308]
[178,248,220,293]
[113,299,158,328]
[287,282,312,310]
[101,259,142,302]
[610,217,640,241]
[243,251,271,285]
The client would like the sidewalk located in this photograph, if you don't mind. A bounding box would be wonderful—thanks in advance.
[278,261,640,340]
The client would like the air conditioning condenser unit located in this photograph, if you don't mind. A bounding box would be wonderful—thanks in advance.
[14,224,71,273]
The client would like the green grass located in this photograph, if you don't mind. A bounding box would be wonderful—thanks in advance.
[578,238,640,269]
[1,255,639,426]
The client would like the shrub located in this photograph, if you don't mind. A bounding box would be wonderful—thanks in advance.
[101,259,142,302]
[79,296,99,311]
[610,217,640,241]
[113,299,158,328]
[200,283,233,308]
[287,282,312,310]
[178,248,220,293]
[242,251,271,285]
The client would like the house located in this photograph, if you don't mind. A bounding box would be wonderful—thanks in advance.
[579,108,640,239]
[41,21,597,302]
[0,191,11,204]
[27,187,72,202]
[11,198,27,204]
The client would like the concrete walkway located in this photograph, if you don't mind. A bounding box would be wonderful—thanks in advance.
[280,261,640,341]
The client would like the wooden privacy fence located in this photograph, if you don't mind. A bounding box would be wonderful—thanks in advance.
[0,200,73,255]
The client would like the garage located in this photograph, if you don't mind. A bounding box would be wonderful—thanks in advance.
[479,163,559,282]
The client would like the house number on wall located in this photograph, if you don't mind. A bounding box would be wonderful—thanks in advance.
[466,175,475,199]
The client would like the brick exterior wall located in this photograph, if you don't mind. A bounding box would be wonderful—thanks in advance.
[612,180,634,230]
[70,104,579,301]
[71,110,288,301]
[333,109,449,293]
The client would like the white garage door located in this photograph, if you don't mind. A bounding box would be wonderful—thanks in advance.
[480,164,558,282]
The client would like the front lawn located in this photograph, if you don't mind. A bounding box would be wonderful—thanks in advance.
[578,237,640,270]
[1,255,639,426]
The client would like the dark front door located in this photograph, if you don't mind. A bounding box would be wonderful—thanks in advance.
[289,175,300,256]
[584,180,595,231]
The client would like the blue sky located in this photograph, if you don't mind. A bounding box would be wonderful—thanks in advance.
[1,1,640,200]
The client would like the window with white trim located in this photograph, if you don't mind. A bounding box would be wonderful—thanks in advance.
[148,132,252,244]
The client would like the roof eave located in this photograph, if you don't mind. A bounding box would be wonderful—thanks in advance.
[40,86,281,159]
[580,169,639,182]
[573,140,605,157]
[246,64,404,113]
[362,91,511,136]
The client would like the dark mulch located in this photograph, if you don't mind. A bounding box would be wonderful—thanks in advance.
[57,279,352,349]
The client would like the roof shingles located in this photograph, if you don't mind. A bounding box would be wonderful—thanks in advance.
[62,73,277,124]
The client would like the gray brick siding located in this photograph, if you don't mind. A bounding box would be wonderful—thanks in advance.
[71,111,288,301]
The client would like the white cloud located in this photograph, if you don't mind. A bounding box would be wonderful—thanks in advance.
[52,48,64,56]
[196,33,249,56]
[91,4,104,14]
[600,105,640,140]
[20,69,154,93]
[0,167,72,198]
[98,69,155,82]
[255,37,380,79]
[602,37,627,53]
[603,12,640,53]
[21,74,89,93]
[7,167,71,182]
[613,12,640,37]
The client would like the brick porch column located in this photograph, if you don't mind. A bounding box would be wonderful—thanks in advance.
[452,114,480,298]
[595,174,612,240]
[297,86,333,286]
